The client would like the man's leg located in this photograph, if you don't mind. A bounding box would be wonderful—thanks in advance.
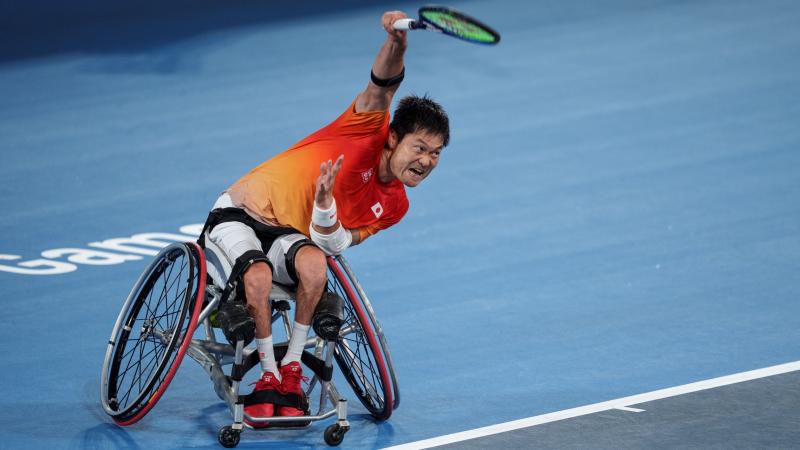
[280,245,328,366]
[242,262,279,377]
[240,263,283,425]
[208,219,282,424]
[266,237,328,417]
[280,245,327,416]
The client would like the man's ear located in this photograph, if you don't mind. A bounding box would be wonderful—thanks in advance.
[388,130,398,149]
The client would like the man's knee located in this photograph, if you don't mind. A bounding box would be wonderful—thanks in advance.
[242,261,272,305]
[294,246,327,290]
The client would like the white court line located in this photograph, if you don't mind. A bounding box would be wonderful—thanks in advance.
[383,360,800,450]
[614,406,645,413]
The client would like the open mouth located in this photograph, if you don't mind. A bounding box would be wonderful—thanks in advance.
[409,167,425,176]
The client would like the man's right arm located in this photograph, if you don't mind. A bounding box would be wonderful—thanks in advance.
[355,11,409,113]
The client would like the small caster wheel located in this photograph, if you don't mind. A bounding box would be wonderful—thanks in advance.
[324,424,348,446]
[218,425,241,448]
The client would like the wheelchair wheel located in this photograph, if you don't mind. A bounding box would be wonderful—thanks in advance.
[327,257,394,421]
[100,242,206,425]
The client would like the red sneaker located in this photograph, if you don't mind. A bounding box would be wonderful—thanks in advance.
[243,371,280,428]
[278,362,307,417]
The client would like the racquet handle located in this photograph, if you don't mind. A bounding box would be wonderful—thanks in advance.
[393,18,423,31]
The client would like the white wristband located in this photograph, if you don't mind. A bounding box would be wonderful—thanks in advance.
[312,199,338,228]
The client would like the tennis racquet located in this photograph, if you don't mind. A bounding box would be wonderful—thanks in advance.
[393,5,500,45]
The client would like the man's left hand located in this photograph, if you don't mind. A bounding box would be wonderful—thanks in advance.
[314,154,344,209]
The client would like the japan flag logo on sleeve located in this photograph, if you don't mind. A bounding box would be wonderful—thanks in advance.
[371,202,383,218]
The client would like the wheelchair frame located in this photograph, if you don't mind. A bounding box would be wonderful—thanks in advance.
[100,241,400,447]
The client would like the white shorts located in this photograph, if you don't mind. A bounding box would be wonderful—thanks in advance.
[208,194,310,286]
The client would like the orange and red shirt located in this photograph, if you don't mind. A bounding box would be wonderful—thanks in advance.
[227,99,408,240]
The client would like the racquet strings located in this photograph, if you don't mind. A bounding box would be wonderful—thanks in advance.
[420,9,499,44]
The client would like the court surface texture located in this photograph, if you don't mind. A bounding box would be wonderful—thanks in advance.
[1,0,799,448]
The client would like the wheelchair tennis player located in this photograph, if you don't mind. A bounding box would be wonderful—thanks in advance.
[201,10,449,426]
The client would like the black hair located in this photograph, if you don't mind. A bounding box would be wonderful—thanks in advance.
[389,95,450,147]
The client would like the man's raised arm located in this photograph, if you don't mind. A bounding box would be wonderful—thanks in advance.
[355,11,409,113]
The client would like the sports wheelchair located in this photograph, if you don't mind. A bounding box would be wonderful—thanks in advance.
[100,240,399,447]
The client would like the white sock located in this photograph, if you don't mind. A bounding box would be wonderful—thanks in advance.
[280,322,310,367]
[256,336,280,381]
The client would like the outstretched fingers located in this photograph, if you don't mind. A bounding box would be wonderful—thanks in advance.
[315,155,344,208]
[330,154,344,184]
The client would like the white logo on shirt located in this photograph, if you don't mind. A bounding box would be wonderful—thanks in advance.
[362,168,374,184]
[371,202,383,218]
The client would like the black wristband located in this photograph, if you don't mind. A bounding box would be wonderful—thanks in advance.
[370,67,405,87]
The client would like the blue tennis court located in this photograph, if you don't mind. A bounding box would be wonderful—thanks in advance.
[2,0,799,448]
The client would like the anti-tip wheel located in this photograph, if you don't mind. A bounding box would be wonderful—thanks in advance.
[218,425,241,448]
[324,424,348,446]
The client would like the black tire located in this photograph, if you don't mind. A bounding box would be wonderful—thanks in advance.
[327,258,394,421]
[218,425,241,448]
[100,242,206,425]
[324,424,346,446]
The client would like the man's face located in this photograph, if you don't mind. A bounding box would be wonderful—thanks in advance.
[387,130,445,187]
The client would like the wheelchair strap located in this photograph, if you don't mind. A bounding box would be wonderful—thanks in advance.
[284,237,317,284]
[216,301,256,347]
[197,207,299,250]
[222,250,271,304]
[242,390,309,411]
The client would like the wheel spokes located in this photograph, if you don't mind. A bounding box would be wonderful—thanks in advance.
[328,274,387,412]
[107,248,193,415]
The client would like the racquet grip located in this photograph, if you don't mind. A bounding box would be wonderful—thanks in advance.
[393,18,417,31]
